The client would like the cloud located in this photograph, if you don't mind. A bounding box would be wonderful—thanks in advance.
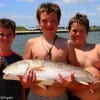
[96,6,100,11]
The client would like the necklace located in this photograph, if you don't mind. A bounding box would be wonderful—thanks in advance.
[41,35,58,60]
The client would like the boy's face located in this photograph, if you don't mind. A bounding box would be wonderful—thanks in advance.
[0,27,16,48]
[69,23,88,46]
[38,12,59,37]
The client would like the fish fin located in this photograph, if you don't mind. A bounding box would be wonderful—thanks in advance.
[45,79,55,85]
[79,81,89,85]
[37,82,47,89]
[89,89,95,93]
[31,66,44,71]
[37,80,55,89]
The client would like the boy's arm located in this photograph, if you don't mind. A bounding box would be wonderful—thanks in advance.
[24,39,33,59]
[67,40,79,66]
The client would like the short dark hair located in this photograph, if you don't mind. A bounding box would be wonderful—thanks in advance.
[36,2,61,23]
[0,18,16,33]
[68,13,90,32]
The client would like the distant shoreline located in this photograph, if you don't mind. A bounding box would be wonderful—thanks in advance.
[16,29,100,35]
[16,29,68,34]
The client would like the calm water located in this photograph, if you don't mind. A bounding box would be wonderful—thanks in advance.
[12,31,100,56]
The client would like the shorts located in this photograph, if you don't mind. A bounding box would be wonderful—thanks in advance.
[27,90,68,100]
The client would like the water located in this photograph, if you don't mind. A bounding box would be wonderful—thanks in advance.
[12,31,100,56]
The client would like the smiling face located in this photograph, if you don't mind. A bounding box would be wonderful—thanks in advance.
[69,23,88,47]
[68,13,90,48]
[38,12,59,38]
[0,27,16,51]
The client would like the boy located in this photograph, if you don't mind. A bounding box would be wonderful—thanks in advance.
[19,3,79,100]
[0,18,24,100]
[68,13,100,100]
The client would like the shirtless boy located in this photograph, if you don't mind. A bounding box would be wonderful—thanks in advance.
[19,3,79,100]
[68,12,100,100]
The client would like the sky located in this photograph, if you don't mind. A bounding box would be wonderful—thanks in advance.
[0,0,100,28]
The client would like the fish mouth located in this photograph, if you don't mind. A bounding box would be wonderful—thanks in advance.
[3,73,19,81]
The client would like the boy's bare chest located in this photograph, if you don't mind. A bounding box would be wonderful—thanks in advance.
[75,49,99,67]
[31,45,66,61]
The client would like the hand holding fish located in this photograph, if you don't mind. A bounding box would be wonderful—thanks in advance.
[85,66,100,80]
[84,66,100,90]
[54,73,89,90]
[18,69,35,88]
[18,69,42,88]
[54,73,75,87]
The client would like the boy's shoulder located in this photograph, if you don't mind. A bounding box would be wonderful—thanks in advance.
[27,36,40,44]
[95,44,100,51]
[88,43,100,49]
[96,44,100,47]
[67,39,74,45]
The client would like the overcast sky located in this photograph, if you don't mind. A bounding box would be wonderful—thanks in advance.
[0,0,100,27]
